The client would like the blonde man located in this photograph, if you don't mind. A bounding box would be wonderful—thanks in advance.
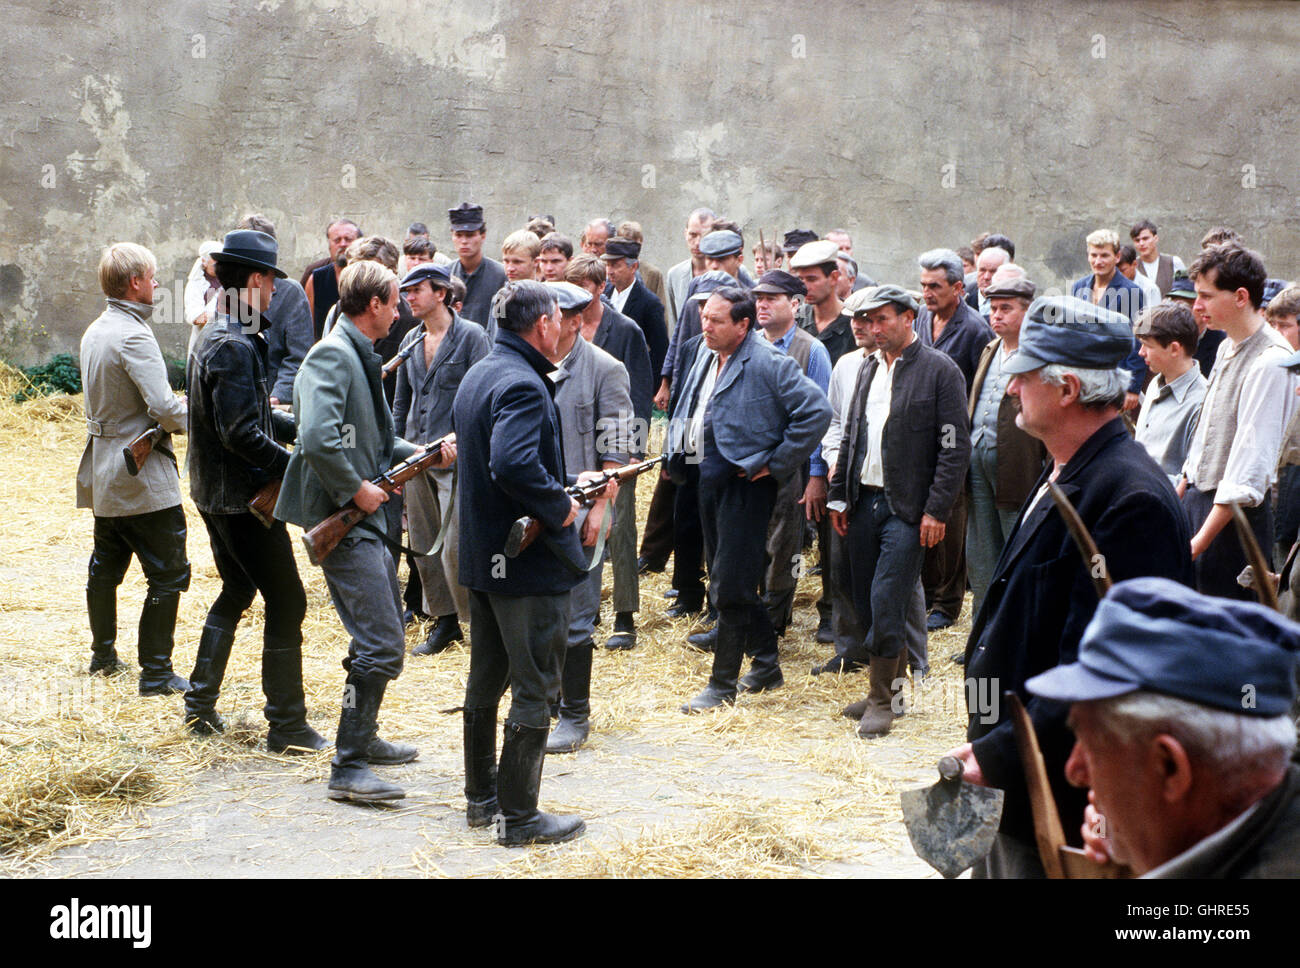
[501,229,542,282]
[78,243,190,691]
[1070,228,1148,407]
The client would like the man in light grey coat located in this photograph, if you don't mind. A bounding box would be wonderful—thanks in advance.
[544,281,635,753]
[77,242,190,693]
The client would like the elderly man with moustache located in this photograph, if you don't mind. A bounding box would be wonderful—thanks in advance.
[1028,577,1300,878]
[945,295,1193,878]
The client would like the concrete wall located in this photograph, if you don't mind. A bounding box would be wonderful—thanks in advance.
[1,0,1296,363]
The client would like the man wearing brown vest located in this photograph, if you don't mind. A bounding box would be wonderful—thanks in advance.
[753,270,833,667]
[1130,219,1186,297]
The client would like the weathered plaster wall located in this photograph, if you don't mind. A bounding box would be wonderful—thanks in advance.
[0,0,1296,363]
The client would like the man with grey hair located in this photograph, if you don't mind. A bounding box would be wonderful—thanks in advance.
[915,247,993,631]
[1027,577,1300,878]
[945,294,1193,878]
[968,245,1010,317]
[581,217,617,257]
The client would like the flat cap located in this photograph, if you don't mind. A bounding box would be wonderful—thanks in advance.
[601,237,641,262]
[1027,577,1300,717]
[687,269,739,302]
[1002,295,1134,375]
[700,230,743,259]
[843,284,918,316]
[789,239,841,270]
[1167,273,1196,302]
[750,269,807,297]
[545,280,594,312]
[399,262,453,291]
[1262,278,1287,309]
[448,202,485,231]
[782,229,818,253]
[984,277,1037,300]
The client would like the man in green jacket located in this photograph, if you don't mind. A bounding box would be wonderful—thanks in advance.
[276,260,440,803]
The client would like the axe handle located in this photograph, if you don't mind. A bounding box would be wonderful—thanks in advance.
[1049,482,1112,597]
[1005,692,1069,879]
[1231,501,1280,612]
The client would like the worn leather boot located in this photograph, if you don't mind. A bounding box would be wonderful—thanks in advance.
[86,586,127,675]
[328,673,405,802]
[413,614,462,656]
[464,706,499,827]
[841,656,908,720]
[681,621,745,713]
[738,610,783,694]
[183,621,236,735]
[263,640,329,754]
[856,653,906,739]
[685,625,717,652]
[547,642,592,754]
[137,592,190,695]
[496,720,585,846]
[604,611,637,651]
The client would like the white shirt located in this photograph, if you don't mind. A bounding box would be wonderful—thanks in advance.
[859,347,903,487]
[1182,324,1298,505]
[1139,254,1185,280]
[1130,270,1161,308]
[687,350,721,454]
[609,282,633,314]
[822,348,866,470]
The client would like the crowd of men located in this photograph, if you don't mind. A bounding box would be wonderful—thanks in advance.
[74,202,1300,872]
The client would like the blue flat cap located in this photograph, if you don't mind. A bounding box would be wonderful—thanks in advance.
[750,269,806,297]
[700,230,743,258]
[545,280,593,312]
[687,269,739,302]
[399,262,453,291]
[1167,273,1196,301]
[1003,294,1134,374]
[782,229,818,253]
[1027,577,1300,717]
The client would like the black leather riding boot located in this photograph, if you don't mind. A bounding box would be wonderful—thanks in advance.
[137,592,189,695]
[183,620,236,734]
[496,720,585,846]
[463,705,499,827]
[263,639,329,754]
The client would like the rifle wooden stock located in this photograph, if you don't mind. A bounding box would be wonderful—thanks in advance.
[247,479,283,528]
[122,424,163,476]
[381,330,425,380]
[504,455,666,558]
[301,433,455,566]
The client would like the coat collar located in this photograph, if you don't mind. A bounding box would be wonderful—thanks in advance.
[497,328,559,387]
[106,298,154,324]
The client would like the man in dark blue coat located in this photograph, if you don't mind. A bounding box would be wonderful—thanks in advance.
[945,294,1194,878]
[1069,228,1148,404]
[453,279,604,847]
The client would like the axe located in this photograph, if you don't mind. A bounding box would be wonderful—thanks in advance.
[901,756,1004,878]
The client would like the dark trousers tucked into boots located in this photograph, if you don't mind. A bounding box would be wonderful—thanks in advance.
[548,641,593,753]
[87,504,190,689]
[329,671,404,802]
[463,706,499,827]
[497,721,585,845]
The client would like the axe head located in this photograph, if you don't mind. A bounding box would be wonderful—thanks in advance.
[901,756,1004,879]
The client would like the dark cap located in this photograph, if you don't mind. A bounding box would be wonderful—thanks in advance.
[1027,577,1300,717]
[984,277,1037,300]
[687,269,739,302]
[211,230,287,279]
[601,237,641,262]
[1262,278,1287,309]
[448,202,485,231]
[1167,273,1196,302]
[843,284,918,316]
[1003,295,1134,375]
[545,281,593,312]
[399,262,453,291]
[700,230,743,259]
[750,269,807,297]
[782,229,818,253]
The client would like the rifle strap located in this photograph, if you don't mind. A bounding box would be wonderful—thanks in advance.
[354,462,458,560]
[545,500,613,576]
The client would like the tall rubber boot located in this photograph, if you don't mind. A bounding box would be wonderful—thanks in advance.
[183,621,236,734]
[87,586,126,675]
[262,640,329,754]
[546,642,592,754]
[680,621,745,713]
[496,720,585,846]
[137,591,190,696]
[738,607,783,694]
[463,706,499,828]
[328,672,405,802]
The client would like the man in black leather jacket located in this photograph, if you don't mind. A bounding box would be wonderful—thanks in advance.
[184,230,328,755]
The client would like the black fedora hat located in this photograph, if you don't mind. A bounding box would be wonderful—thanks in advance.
[212,230,287,278]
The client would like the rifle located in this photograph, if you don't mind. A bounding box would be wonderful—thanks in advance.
[381,330,425,381]
[122,424,164,476]
[248,479,283,528]
[504,454,665,558]
[301,433,455,566]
